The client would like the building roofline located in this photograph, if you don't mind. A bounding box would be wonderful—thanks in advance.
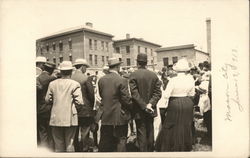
[155,44,195,52]
[37,26,114,41]
[113,38,161,47]
[194,49,209,55]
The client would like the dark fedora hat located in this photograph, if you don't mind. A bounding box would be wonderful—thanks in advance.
[137,53,147,63]
[44,62,56,69]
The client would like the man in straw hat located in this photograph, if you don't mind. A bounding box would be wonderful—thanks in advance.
[45,61,84,152]
[71,58,95,151]
[36,56,47,77]
[36,62,57,150]
[129,53,162,152]
[98,57,132,152]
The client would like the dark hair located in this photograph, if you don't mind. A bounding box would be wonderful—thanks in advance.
[137,61,147,67]
[60,70,72,76]
[44,66,54,74]
[75,65,82,69]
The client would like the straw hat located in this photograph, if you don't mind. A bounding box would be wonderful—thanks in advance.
[44,62,56,69]
[58,61,74,70]
[173,58,190,72]
[36,56,46,63]
[73,58,89,67]
[108,57,123,67]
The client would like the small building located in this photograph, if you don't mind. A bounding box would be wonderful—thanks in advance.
[113,34,161,67]
[155,44,209,70]
[36,22,114,67]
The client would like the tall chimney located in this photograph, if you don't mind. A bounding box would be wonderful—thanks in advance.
[206,18,211,59]
[126,33,130,39]
[86,22,93,28]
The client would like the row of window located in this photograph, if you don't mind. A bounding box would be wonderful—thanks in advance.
[89,39,109,52]
[163,56,178,66]
[115,46,153,56]
[89,54,109,66]
[39,39,72,53]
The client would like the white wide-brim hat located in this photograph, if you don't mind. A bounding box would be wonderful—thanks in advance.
[58,61,74,70]
[173,58,190,72]
[36,56,46,63]
[73,58,90,67]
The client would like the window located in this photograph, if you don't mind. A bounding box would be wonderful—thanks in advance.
[47,58,49,61]
[53,57,56,64]
[59,56,63,63]
[89,54,93,65]
[106,42,109,52]
[127,58,131,66]
[53,42,56,51]
[102,56,105,65]
[59,41,63,51]
[68,39,72,50]
[89,39,92,49]
[101,41,104,50]
[138,46,140,53]
[145,48,147,54]
[151,49,153,56]
[106,56,109,62]
[151,60,154,64]
[116,47,120,53]
[163,57,169,66]
[172,56,178,64]
[40,47,43,54]
[126,46,130,54]
[119,58,122,62]
[94,40,97,50]
[95,55,98,65]
[69,54,72,61]
[46,44,49,52]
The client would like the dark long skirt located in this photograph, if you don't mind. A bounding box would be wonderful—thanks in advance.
[155,97,193,151]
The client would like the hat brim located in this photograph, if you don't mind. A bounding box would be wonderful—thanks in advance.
[73,63,90,67]
[44,64,56,69]
[59,67,74,71]
[173,66,190,72]
[108,61,123,67]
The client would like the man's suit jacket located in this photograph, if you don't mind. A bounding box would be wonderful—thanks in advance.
[71,70,94,118]
[36,71,56,118]
[129,68,162,120]
[98,72,132,126]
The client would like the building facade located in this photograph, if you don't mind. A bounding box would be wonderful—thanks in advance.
[36,23,114,67]
[155,44,209,70]
[113,34,161,67]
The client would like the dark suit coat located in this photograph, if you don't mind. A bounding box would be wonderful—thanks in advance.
[71,70,94,117]
[36,71,56,117]
[98,72,132,125]
[129,68,162,119]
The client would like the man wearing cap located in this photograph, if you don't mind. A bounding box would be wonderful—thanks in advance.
[129,53,162,152]
[71,58,95,151]
[36,56,47,77]
[45,61,83,152]
[98,57,132,152]
[36,62,57,150]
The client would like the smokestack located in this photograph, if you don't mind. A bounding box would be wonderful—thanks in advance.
[86,22,93,28]
[126,33,130,39]
[206,18,211,59]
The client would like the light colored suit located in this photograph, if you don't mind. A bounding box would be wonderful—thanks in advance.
[45,78,83,127]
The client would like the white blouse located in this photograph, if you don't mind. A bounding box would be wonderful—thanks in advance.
[164,73,195,99]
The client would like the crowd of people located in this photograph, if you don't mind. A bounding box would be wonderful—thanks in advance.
[36,53,212,152]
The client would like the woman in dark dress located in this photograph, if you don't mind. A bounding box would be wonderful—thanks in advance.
[155,58,195,151]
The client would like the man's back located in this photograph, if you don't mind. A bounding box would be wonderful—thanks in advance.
[98,72,131,125]
[129,68,162,118]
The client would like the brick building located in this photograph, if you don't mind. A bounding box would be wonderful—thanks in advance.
[113,34,161,67]
[155,44,209,70]
[36,23,114,67]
